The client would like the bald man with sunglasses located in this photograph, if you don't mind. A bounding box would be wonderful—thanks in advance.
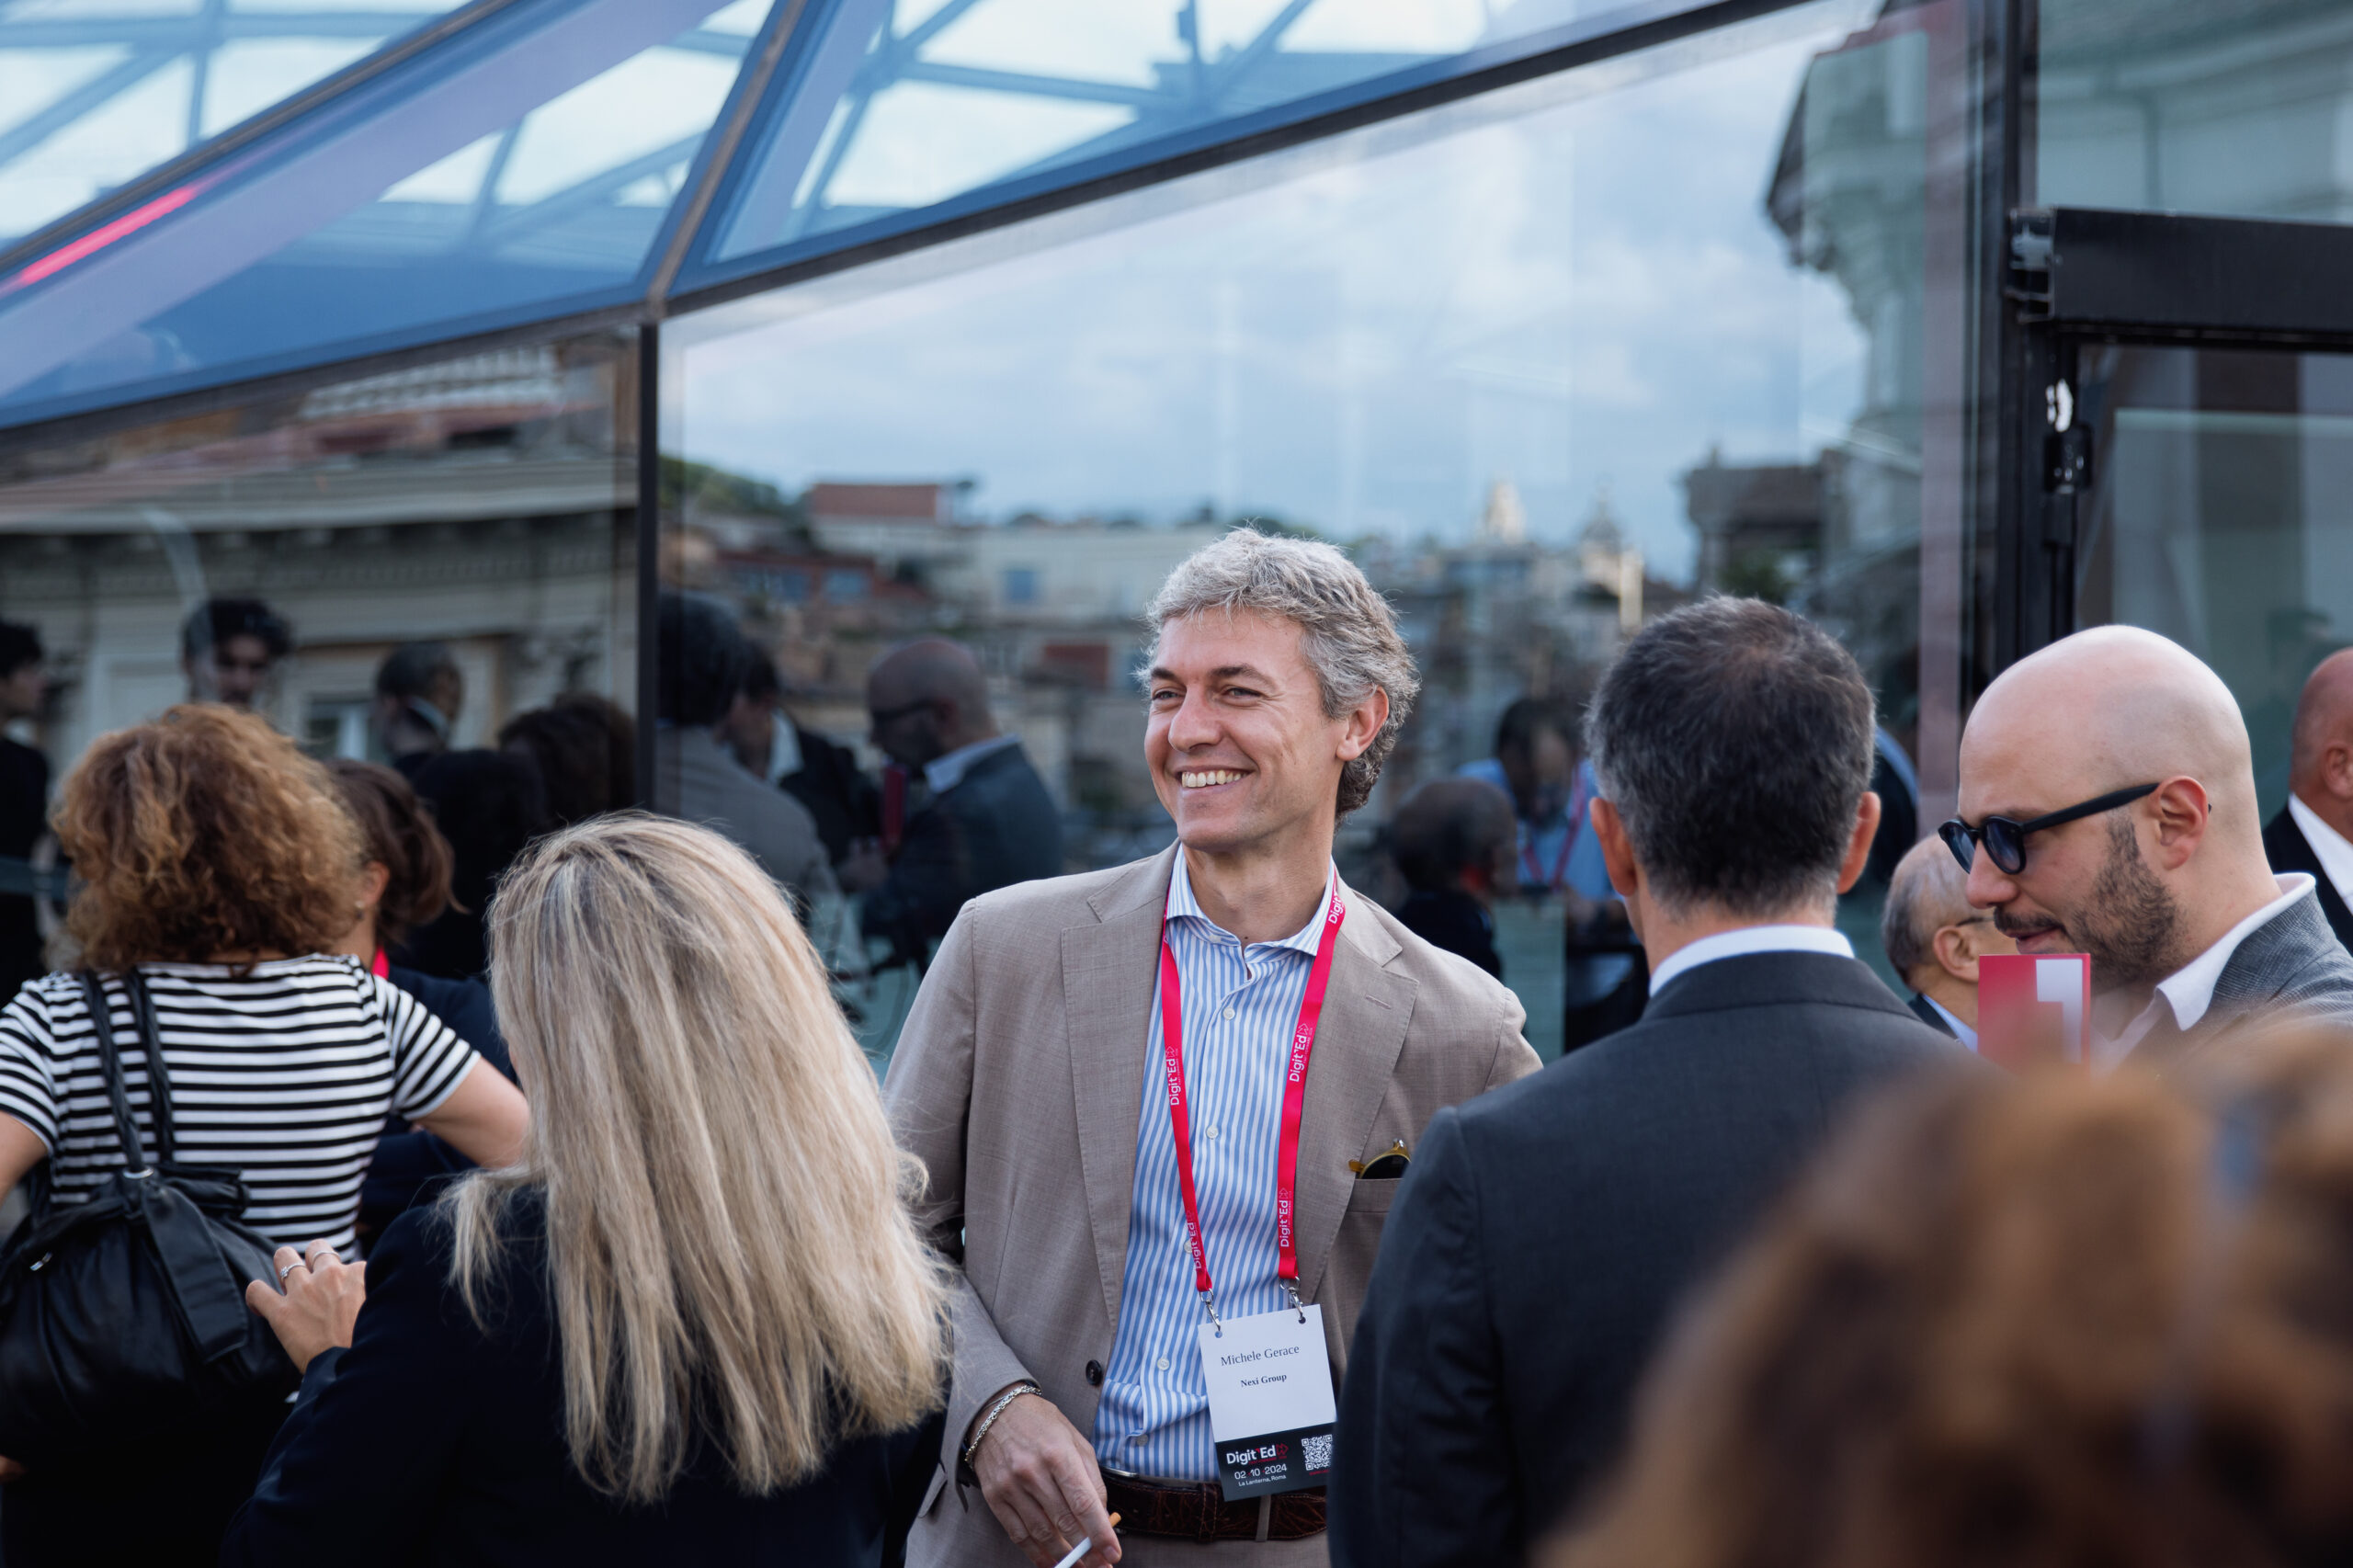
[1945,626,2353,1069]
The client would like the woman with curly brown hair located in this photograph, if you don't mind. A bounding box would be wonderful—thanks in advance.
[0,705,529,1566]
[1549,1044,2353,1568]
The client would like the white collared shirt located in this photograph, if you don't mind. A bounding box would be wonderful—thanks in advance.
[1647,923,1855,995]
[921,733,1020,794]
[1923,994,1979,1051]
[2097,873,2317,1069]
[2289,795,2353,910]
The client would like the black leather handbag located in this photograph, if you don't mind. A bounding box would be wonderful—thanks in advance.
[0,971,298,1465]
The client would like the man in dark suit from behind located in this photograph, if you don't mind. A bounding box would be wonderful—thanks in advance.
[1880,834,2015,1049]
[2264,647,2353,954]
[1330,599,1968,1568]
[853,638,1062,968]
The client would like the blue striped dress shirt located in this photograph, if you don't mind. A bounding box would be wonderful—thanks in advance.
[1091,856,1338,1482]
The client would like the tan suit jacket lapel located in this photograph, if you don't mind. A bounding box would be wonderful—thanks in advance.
[1295,882,1414,1305]
[1061,846,1178,1329]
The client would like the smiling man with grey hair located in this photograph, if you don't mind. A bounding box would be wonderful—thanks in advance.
[884,528,1537,1568]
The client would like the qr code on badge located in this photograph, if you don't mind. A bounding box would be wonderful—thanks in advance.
[1302,1433,1335,1474]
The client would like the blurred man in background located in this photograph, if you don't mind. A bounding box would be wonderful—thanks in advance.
[854,638,1059,969]
[722,648,879,872]
[181,596,289,709]
[1950,626,2353,1068]
[2265,647,2353,953]
[1880,835,2014,1048]
[1389,777,1517,978]
[0,622,48,997]
[373,641,464,778]
[654,592,835,914]
[1460,697,1602,898]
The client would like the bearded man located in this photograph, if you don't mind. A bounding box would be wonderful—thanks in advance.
[1944,626,2353,1068]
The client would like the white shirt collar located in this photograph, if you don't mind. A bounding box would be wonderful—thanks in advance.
[923,733,1020,794]
[1924,994,1978,1051]
[764,711,804,786]
[2289,795,2353,909]
[1166,854,1337,954]
[1647,924,1854,995]
[2098,873,2316,1067]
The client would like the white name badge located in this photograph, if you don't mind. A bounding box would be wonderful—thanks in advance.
[1197,1303,1338,1501]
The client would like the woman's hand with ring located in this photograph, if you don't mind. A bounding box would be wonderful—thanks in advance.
[245,1243,367,1373]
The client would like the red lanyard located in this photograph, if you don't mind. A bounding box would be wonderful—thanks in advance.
[1158,879,1346,1324]
[1520,773,1592,892]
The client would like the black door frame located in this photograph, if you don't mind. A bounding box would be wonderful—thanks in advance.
[1998,207,2353,669]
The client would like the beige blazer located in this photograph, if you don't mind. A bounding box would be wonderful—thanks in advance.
[883,845,1540,1566]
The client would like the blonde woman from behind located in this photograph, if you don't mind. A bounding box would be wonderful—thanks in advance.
[225,816,949,1567]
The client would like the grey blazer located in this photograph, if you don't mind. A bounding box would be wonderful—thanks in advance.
[881,845,1540,1568]
[2140,881,2353,1069]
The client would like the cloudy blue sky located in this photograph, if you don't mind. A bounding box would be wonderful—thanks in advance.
[674,0,1888,584]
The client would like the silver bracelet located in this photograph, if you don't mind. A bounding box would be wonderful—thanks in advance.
[962,1381,1042,1467]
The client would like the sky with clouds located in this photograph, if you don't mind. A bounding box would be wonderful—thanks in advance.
[674,0,1892,584]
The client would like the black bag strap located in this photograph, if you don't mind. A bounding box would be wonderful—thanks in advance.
[76,971,161,1176]
[124,971,176,1167]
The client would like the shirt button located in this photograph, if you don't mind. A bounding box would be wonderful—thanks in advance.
[1155,1356,1171,1371]
[1223,1006,1236,1019]
[1206,1124,1220,1140]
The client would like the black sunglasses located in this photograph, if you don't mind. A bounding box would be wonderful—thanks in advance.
[868,698,937,728]
[1939,783,2159,876]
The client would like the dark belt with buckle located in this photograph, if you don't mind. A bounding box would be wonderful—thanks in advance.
[1099,1471,1325,1543]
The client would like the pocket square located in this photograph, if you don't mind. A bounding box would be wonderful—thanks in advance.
[1349,1140,1411,1179]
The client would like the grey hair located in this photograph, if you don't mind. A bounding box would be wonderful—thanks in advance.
[1881,834,1976,983]
[1144,528,1418,816]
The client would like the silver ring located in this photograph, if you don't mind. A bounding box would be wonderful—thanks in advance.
[278,1260,301,1280]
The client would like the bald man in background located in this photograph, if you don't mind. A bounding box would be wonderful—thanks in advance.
[1880,835,2015,1048]
[2263,648,2353,954]
[858,638,1063,967]
[1949,626,2353,1070]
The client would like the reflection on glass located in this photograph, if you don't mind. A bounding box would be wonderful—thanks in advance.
[672,0,1941,1053]
[0,0,460,245]
[711,0,1705,262]
[0,0,766,426]
[0,334,639,986]
[2075,344,2353,815]
[0,335,637,770]
[2038,0,2353,222]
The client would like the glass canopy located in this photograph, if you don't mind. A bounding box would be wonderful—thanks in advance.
[696,0,1643,277]
[0,0,474,248]
[0,0,1710,430]
[0,0,768,424]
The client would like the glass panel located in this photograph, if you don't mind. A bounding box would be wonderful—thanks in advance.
[0,0,767,427]
[705,0,1728,267]
[2037,0,2353,222]
[0,330,639,995]
[2075,343,2353,816]
[0,0,466,247]
[669,0,1961,1065]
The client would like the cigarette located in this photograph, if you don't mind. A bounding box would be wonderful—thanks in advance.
[1050,1511,1122,1568]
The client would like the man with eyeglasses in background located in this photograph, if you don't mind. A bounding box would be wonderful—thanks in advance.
[1881,835,2015,1048]
[1946,625,2353,1070]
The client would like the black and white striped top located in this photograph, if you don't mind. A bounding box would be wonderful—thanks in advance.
[0,956,481,1250]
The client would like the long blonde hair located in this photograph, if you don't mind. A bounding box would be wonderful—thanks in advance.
[449,814,947,1501]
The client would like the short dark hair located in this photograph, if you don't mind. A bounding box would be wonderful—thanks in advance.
[657,592,750,727]
[1392,778,1517,892]
[1494,695,1578,760]
[1585,597,1875,916]
[181,597,291,661]
[0,621,40,680]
